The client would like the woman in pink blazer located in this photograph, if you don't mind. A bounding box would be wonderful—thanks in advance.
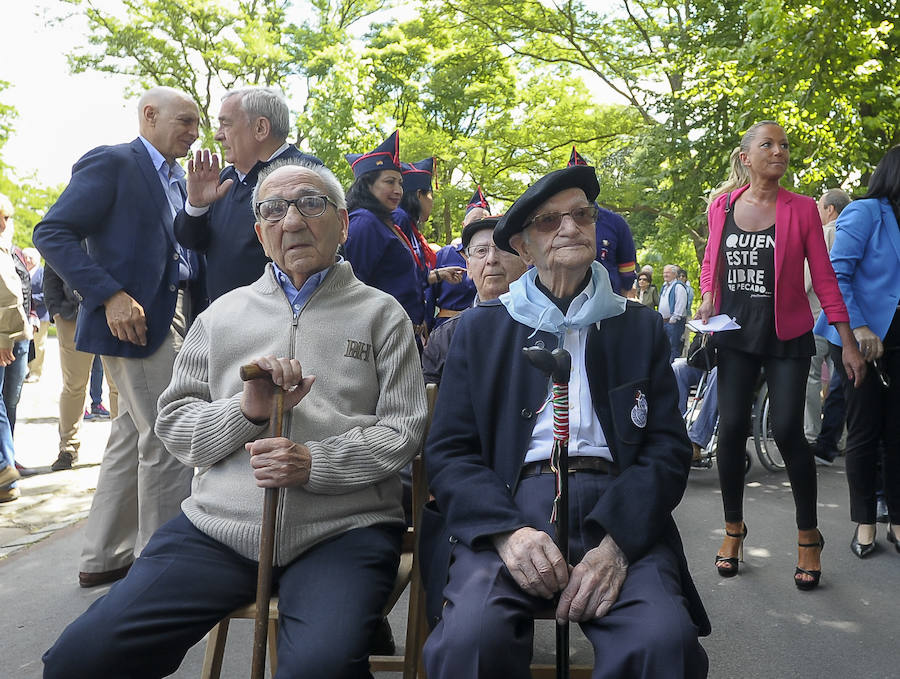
[697,121,865,590]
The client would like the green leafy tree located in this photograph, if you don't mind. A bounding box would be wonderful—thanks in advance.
[60,0,386,146]
[0,81,63,248]
[434,0,900,266]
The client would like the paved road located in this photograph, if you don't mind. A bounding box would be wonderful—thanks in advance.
[3,339,898,677]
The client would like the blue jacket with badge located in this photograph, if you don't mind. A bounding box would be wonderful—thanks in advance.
[420,297,709,634]
[34,138,204,358]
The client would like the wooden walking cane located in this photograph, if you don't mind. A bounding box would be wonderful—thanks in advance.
[240,363,286,679]
[523,346,572,679]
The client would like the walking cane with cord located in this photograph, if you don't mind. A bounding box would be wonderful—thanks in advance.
[523,345,572,679]
[240,363,286,679]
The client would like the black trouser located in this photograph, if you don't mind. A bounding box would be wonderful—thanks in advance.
[716,348,816,529]
[829,310,900,525]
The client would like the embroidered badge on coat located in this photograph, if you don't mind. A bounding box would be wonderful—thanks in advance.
[630,390,648,428]
[344,339,372,362]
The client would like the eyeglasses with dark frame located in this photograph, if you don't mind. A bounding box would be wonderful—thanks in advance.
[525,204,599,232]
[255,195,337,222]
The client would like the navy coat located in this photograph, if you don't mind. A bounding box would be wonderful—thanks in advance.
[34,139,204,358]
[421,299,710,634]
[344,208,424,325]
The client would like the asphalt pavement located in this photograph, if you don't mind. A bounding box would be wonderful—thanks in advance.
[2,338,898,677]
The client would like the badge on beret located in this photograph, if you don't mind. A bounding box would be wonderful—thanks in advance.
[631,390,648,428]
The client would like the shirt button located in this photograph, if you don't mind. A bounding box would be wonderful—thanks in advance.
[449,535,458,544]
[169,284,177,292]
[173,253,180,261]
[521,408,533,419]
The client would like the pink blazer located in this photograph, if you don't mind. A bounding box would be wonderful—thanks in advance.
[700,185,849,341]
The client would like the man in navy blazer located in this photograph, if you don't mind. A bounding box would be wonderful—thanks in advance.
[421,165,709,678]
[34,86,201,588]
[174,86,322,301]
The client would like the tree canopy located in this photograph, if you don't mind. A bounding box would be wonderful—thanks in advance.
[14,0,898,268]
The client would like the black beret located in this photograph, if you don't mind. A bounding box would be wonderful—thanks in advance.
[493,165,600,254]
[461,216,500,249]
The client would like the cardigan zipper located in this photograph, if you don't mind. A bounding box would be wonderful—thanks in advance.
[272,265,336,564]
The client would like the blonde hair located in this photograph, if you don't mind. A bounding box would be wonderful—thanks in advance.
[707,147,750,206]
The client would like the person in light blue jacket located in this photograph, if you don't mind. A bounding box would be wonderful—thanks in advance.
[814,145,900,559]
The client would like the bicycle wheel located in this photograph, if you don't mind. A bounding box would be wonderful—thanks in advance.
[753,383,785,471]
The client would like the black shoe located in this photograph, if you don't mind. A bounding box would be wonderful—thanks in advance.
[887,525,900,554]
[715,524,748,577]
[50,452,76,472]
[79,564,132,588]
[876,497,889,523]
[850,525,877,559]
[811,442,836,466]
[795,530,825,591]
[369,617,396,655]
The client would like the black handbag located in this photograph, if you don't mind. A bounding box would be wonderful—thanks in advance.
[686,332,717,371]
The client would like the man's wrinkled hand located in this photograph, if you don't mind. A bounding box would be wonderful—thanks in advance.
[245,437,311,487]
[493,527,569,599]
[240,356,315,423]
[556,535,628,623]
[104,290,147,346]
[0,347,14,366]
[186,149,233,209]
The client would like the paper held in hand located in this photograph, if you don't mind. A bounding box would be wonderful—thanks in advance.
[687,314,741,334]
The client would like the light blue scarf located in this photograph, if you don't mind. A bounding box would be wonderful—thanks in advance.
[499,261,627,338]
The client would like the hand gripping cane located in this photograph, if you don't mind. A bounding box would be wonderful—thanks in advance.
[523,346,572,679]
[240,363,286,679]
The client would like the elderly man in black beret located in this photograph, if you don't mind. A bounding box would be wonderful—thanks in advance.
[420,165,710,678]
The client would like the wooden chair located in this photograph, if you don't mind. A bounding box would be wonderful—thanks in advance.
[200,384,437,679]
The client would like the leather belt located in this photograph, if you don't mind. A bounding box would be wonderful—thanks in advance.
[520,457,619,479]
[436,308,463,319]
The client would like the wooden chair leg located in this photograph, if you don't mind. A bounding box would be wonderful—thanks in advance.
[200,619,230,679]
[402,559,426,679]
[268,618,278,677]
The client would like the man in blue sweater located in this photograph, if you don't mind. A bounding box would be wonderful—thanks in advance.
[174,87,321,301]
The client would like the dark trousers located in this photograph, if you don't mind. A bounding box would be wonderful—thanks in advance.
[716,348,817,529]
[816,367,846,455]
[830,320,900,525]
[43,512,401,679]
[423,473,707,679]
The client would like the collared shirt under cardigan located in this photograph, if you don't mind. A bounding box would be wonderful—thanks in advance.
[155,261,427,565]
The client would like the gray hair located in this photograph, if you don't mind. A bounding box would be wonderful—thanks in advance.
[223,87,291,141]
[820,188,851,215]
[251,160,347,217]
[0,193,13,218]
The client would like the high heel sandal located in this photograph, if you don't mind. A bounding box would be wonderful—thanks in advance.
[795,530,825,591]
[715,524,748,577]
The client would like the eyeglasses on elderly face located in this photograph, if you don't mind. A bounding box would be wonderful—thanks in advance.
[465,244,501,259]
[525,204,599,232]
[255,195,336,222]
